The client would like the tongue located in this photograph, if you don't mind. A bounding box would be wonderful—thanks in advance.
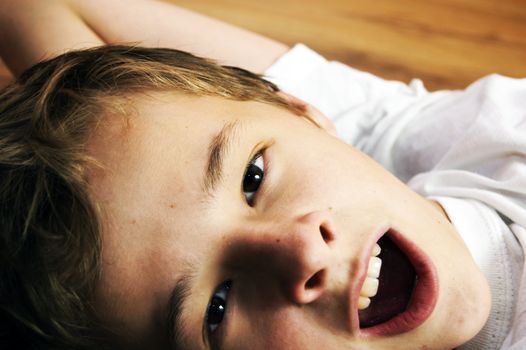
[359,235,417,328]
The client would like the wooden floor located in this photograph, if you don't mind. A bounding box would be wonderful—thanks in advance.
[1,0,526,91]
[170,0,526,91]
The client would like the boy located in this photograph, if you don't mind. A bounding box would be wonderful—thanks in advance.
[0,1,524,349]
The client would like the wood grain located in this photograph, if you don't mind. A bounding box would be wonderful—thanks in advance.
[1,0,525,91]
[169,0,526,91]
[0,59,11,88]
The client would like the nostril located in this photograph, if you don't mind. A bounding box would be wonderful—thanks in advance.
[305,269,326,290]
[320,224,333,243]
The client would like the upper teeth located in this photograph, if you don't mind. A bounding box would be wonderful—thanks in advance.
[358,243,382,310]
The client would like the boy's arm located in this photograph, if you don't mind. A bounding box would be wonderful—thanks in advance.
[0,0,103,76]
[0,0,289,77]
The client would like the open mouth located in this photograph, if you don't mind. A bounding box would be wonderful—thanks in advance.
[353,228,439,336]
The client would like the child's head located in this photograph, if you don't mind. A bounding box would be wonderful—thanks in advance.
[0,46,490,350]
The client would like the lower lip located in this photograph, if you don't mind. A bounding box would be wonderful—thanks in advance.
[355,228,439,337]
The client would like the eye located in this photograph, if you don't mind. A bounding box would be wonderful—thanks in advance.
[243,152,265,206]
[206,281,231,335]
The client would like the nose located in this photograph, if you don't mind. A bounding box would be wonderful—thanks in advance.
[235,210,335,305]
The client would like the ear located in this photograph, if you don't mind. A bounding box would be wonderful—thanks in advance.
[277,92,338,137]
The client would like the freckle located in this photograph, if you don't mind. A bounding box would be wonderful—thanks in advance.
[275,239,281,243]
[169,204,175,209]
[328,206,333,211]
[131,219,136,224]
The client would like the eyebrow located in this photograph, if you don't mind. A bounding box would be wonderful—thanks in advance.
[202,120,242,196]
[167,268,196,349]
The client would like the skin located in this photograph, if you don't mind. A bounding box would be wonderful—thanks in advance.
[87,92,491,350]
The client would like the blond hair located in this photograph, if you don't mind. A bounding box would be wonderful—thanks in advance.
[0,45,300,349]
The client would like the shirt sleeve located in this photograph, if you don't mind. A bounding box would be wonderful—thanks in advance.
[406,74,526,228]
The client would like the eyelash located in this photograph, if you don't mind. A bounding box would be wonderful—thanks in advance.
[242,150,266,206]
[205,281,232,345]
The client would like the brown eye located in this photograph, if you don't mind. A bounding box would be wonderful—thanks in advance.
[242,152,264,206]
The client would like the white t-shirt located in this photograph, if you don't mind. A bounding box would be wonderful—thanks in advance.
[265,44,526,350]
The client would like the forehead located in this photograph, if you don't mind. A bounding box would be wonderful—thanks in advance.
[87,92,258,240]
[87,94,222,237]
[89,92,231,163]
[86,92,289,209]
[88,92,246,198]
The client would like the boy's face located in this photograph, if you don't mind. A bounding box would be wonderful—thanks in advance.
[88,92,490,350]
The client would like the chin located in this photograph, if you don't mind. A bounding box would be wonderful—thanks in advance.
[439,270,492,349]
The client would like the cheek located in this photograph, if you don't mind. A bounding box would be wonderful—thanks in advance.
[431,259,490,347]
[234,308,343,350]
